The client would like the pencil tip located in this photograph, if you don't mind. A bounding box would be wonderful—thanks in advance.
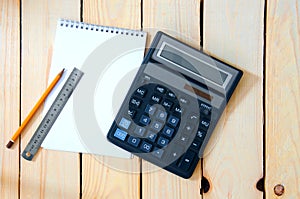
[6,141,14,149]
[60,68,65,75]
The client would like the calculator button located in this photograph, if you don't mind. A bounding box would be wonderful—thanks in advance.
[196,130,206,140]
[190,140,201,151]
[168,145,184,162]
[155,110,167,121]
[130,97,142,108]
[162,126,174,138]
[162,100,173,110]
[157,137,169,147]
[167,116,180,127]
[140,141,152,152]
[178,151,195,171]
[200,118,210,130]
[155,85,166,94]
[151,94,161,103]
[200,102,212,116]
[184,124,194,134]
[152,147,164,158]
[145,104,156,115]
[179,97,189,105]
[139,115,151,126]
[166,91,176,99]
[127,109,136,118]
[119,118,131,130]
[146,131,157,142]
[127,136,141,147]
[151,121,163,132]
[135,87,147,97]
[188,113,198,121]
[174,105,183,115]
[178,134,189,145]
[113,128,128,141]
[134,126,146,137]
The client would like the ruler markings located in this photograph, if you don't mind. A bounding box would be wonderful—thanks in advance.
[22,67,84,161]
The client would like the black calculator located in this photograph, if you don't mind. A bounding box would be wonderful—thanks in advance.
[107,31,243,178]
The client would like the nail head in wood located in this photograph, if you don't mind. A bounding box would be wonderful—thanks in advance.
[274,184,284,196]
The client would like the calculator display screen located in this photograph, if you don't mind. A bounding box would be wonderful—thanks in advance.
[159,44,229,87]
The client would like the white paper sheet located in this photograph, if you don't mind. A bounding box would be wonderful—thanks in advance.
[41,19,147,158]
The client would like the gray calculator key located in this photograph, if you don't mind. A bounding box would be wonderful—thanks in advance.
[156,110,167,121]
[134,126,146,136]
[119,117,131,129]
[147,131,157,142]
[151,121,163,132]
[152,147,164,158]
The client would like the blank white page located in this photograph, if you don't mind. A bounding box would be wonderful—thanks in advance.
[42,19,147,158]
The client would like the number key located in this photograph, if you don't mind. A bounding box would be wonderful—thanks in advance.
[127,136,141,147]
[139,115,151,126]
[162,126,174,138]
[140,141,152,152]
[168,116,180,127]
[146,131,157,142]
[157,137,169,147]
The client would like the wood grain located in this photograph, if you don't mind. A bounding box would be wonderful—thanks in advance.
[143,0,201,50]
[82,0,141,198]
[142,1,202,198]
[20,1,80,198]
[203,0,264,198]
[0,1,20,198]
[266,0,300,198]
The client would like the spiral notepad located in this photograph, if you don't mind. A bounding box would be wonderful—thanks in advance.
[42,19,147,158]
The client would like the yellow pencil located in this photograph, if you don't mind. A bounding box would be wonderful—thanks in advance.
[6,68,65,149]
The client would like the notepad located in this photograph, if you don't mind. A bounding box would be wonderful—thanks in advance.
[42,19,147,158]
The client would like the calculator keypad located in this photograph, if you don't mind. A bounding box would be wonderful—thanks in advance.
[110,81,213,177]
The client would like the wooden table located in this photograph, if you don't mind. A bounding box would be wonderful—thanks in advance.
[1,0,299,198]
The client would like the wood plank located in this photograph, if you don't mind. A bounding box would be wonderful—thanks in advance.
[143,0,201,49]
[82,0,141,198]
[0,1,20,198]
[20,1,80,198]
[142,1,202,198]
[265,0,300,198]
[203,0,264,198]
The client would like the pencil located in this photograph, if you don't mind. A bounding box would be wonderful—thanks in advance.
[6,68,65,149]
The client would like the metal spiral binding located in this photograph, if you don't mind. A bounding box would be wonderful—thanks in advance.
[58,19,145,37]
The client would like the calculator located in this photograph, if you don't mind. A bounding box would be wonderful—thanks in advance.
[107,31,243,178]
